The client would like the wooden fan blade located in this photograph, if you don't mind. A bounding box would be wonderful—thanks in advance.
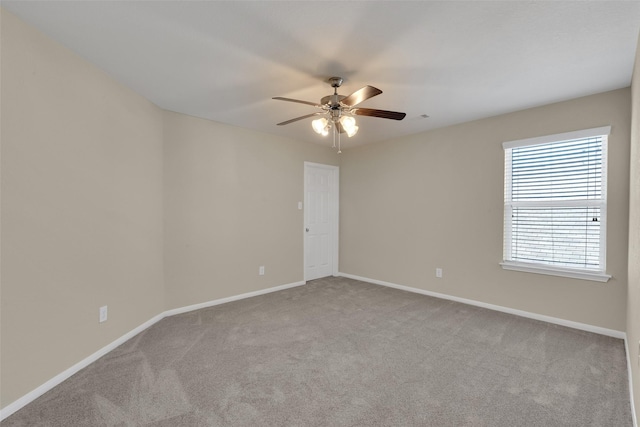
[340,86,382,107]
[272,97,321,108]
[354,108,406,121]
[277,112,324,126]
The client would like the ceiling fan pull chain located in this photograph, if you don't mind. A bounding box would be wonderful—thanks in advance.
[338,129,342,154]
[332,125,336,149]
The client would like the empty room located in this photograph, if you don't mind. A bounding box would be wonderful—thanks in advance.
[2,1,640,426]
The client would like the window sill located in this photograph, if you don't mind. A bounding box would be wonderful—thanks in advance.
[500,261,611,283]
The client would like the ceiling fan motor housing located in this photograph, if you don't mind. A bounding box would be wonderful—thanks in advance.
[328,76,343,88]
[321,94,347,107]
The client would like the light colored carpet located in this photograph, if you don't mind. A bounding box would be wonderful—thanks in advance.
[2,276,633,426]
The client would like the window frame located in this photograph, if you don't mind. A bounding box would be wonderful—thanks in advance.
[501,126,611,283]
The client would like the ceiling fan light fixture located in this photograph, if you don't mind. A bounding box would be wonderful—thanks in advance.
[340,115,355,127]
[340,116,358,137]
[312,117,329,135]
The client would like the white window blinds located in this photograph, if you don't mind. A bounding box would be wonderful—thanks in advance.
[503,126,609,278]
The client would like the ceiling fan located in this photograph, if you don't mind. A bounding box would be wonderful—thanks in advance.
[273,77,406,150]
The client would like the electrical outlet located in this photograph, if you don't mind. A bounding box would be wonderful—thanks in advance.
[99,306,108,323]
[259,266,265,276]
[436,268,443,278]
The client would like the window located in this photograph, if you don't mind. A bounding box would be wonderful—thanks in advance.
[501,126,611,282]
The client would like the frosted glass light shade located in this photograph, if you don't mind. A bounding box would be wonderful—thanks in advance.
[312,118,328,135]
[340,116,358,137]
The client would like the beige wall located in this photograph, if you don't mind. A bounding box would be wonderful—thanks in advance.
[1,10,165,407]
[163,112,337,309]
[627,30,640,419]
[340,88,630,332]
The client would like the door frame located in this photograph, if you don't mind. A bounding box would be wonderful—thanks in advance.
[303,161,339,282]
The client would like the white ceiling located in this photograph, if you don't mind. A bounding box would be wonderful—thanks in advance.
[4,1,640,147]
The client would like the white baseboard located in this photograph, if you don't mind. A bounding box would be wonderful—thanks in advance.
[338,272,625,339]
[0,313,165,421]
[163,280,305,317]
[625,337,638,427]
[0,280,306,421]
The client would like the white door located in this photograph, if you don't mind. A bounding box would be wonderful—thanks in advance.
[304,162,338,281]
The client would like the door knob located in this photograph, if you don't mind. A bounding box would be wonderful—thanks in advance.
[306,228,309,232]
